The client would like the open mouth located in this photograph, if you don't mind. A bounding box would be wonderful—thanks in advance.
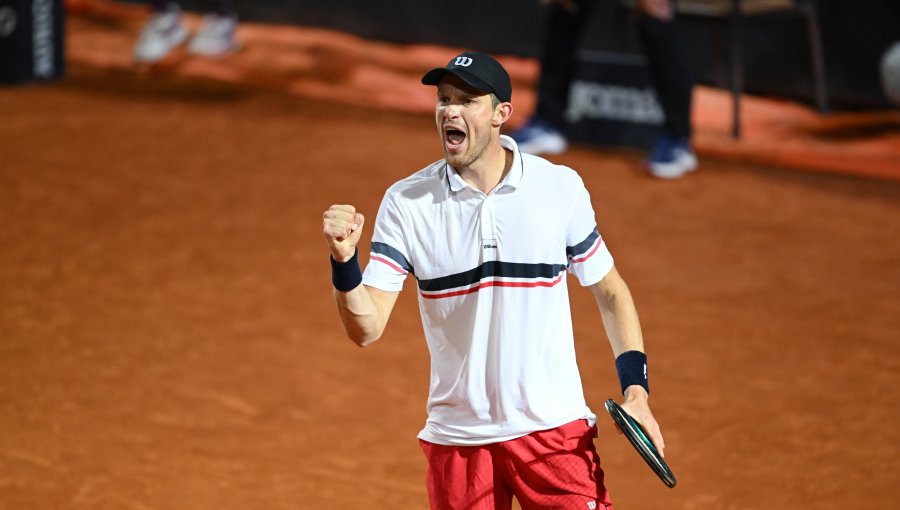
[445,128,466,149]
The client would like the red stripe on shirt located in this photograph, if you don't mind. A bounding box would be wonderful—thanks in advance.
[371,254,408,275]
[419,273,565,300]
[569,238,601,264]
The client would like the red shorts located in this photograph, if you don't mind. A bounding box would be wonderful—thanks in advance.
[419,419,613,510]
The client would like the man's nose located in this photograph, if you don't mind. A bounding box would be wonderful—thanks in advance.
[442,104,462,119]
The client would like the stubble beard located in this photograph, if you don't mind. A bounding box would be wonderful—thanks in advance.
[444,127,490,170]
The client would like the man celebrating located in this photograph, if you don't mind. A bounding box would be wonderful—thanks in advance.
[323,51,665,509]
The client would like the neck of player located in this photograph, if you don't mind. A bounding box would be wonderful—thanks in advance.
[459,145,513,194]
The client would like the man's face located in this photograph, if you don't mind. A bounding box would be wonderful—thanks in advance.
[435,76,499,169]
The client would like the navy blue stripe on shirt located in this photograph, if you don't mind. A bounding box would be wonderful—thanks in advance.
[371,242,413,275]
[418,261,568,293]
[566,227,601,261]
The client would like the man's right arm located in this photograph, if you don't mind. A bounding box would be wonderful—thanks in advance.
[323,204,399,347]
[333,284,399,347]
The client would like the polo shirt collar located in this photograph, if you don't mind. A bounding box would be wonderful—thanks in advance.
[446,135,523,194]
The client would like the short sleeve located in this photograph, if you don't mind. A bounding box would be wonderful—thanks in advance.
[362,191,413,292]
[566,183,614,286]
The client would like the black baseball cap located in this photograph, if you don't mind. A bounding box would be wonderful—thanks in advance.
[421,51,512,102]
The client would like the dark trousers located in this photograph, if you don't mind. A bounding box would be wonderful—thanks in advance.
[534,0,693,139]
[639,13,693,139]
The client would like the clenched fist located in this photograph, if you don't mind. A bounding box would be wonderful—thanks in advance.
[323,204,366,262]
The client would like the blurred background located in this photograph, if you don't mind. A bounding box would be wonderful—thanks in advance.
[1,1,899,509]
[165,0,899,110]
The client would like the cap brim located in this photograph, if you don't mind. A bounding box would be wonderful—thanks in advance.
[421,68,495,96]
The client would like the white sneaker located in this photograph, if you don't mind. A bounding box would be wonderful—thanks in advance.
[647,136,698,179]
[187,13,239,57]
[133,3,189,63]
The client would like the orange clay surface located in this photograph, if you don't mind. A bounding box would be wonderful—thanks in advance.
[1,3,898,509]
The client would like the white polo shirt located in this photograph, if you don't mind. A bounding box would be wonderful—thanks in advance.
[363,135,615,446]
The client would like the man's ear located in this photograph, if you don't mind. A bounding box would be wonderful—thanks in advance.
[493,102,514,127]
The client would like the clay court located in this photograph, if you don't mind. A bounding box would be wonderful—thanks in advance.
[2,4,899,509]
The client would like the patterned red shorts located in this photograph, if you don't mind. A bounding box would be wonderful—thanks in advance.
[419,419,613,510]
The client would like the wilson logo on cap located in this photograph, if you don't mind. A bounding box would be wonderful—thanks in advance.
[421,51,512,102]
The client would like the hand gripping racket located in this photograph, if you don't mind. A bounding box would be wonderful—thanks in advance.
[604,399,677,488]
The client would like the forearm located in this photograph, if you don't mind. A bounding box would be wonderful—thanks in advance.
[591,267,650,398]
[333,285,388,347]
[599,300,643,356]
[602,292,650,400]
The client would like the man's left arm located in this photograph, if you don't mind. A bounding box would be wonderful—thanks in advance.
[588,266,666,457]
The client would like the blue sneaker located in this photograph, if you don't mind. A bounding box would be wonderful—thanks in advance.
[509,117,568,155]
[647,136,698,179]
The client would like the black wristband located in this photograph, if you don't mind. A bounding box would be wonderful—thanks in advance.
[330,249,363,292]
[615,350,649,395]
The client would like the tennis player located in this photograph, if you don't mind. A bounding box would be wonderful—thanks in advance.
[323,50,665,510]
